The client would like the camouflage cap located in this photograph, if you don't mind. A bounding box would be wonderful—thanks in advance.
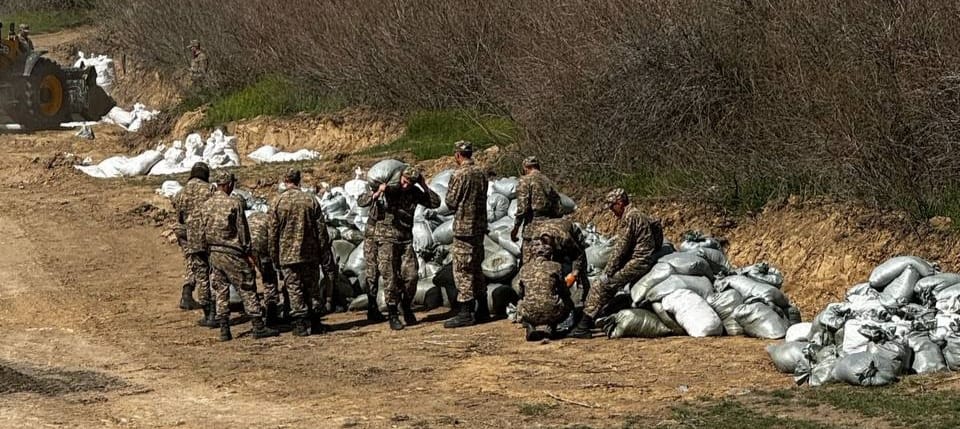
[19,24,29,31]
[283,169,302,185]
[605,188,628,206]
[188,39,200,48]
[213,169,236,184]
[522,156,540,168]
[401,165,422,182]
[454,140,473,153]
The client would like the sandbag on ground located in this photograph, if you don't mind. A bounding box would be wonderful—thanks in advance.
[630,263,675,305]
[716,275,790,308]
[767,341,810,374]
[707,289,745,336]
[482,250,518,282]
[733,301,789,339]
[661,289,723,337]
[832,352,899,387]
[737,263,784,288]
[600,309,673,339]
[657,253,714,279]
[879,266,920,308]
[651,302,686,335]
[785,322,813,343]
[643,274,714,303]
[678,231,722,252]
[869,256,936,289]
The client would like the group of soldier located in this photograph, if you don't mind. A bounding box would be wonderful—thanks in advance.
[173,140,663,342]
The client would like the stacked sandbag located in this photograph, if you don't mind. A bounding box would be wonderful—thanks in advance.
[768,255,959,387]
[79,130,241,178]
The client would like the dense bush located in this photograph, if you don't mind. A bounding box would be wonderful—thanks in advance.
[97,0,960,218]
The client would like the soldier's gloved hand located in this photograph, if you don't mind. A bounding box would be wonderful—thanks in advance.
[565,273,577,288]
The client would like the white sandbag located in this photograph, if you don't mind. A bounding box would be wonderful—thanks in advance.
[104,106,134,126]
[75,52,116,95]
[558,193,576,214]
[491,177,518,199]
[487,193,511,222]
[678,232,722,251]
[508,199,519,217]
[343,245,366,276]
[266,148,322,163]
[248,145,279,163]
[600,309,674,339]
[906,331,947,374]
[686,247,734,276]
[651,302,687,335]
[331,240,356,270]
[767,341,810,374]
[586,244,614,274]
[733,302,789,339]
[661,289,723,337]
[706,289,745,336]
[482,250,518,282]
[419,261,442,280]
[943,329,960,371]
[497,234,521,258]
[367,159,407,186]
[785,322,813,343]
[916,273,960,297]
[715,275,789,308]
[155,180,183,198]
[413,221,435,253]
[878,265,919,308]
[736,262,784,288]
[432,220,454,245]
[832,352,899,387]
[657,253,713,278]
[320,193,350,220]
[809,354,840,387]
[644,274,714,303]
[339,227,364,244]
[629,262,675,306]
[845,282,879,300]
[868,256,936,289]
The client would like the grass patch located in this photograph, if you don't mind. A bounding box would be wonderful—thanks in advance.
[668,401,838,429]
[518,402,558,417]
[366,110,519,160]
[802,384,960,429]
[8,9,90,34]
[199,76,345,127]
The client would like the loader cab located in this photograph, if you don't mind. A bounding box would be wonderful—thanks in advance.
[0,22,23,69]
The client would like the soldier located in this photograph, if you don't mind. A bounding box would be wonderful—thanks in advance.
[528,218,590,303]
[443,141,490,328]
[356,183,386,323]
[173,162,214,324]
[270,169,338,336]
[201,170,279,341]
[17,24,33,51]
[569,188,663,339]
[188,39,208,89]
[516,236,575,341]
[367,166,440,330]
[247,211,282,326]
[511,156,561,264]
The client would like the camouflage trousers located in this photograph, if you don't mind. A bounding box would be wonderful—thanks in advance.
[281,262,321,319]
[452,235,486,303]
[583,262,650,319]
[257,256,280,306]
[363,237,380,297]
[209,252,263,320]
[184,252,211,306]
[376,240,419,306]
[518,296,571,327]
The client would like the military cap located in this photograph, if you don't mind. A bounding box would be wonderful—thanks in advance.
[522,156,540,168]
[213,169,236,184]
[401,165,422,182]
[19,24,29,31]
[605,188,628,205]
[188,39,200,48]
[283,169,302,185]
[454,140,473,153]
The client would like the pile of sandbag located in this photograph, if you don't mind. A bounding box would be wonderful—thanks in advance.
[77,130,240,178]
[74,52,116,95]
[599,231,802,340]
[766,255,960,387]
[102,103,160,132]
[248,145,321,163]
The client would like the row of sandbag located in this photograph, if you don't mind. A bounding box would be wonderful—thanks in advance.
[79,130,241,178]
[599,232,803,340]
[767,255,960,387]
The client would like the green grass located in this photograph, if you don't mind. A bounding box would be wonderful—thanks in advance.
[199,76,345,127]
[8,10,91,34]
[518,402,559,417]
[802,384,960,429]
[667,401,838,429]
[366,110,519,160]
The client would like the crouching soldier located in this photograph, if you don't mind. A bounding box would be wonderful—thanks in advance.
[517,236,575,341]
[201,170,279,341]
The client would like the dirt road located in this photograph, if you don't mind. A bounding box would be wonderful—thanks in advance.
[0,128,797,429]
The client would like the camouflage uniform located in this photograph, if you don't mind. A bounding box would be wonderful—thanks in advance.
[582,205,663,319]
[174,177,214,305]
[188,40,208,88]
[445,157,489,303]
[247,211,279,306]
[270,188,337,319]
[517,254,573,327]
[373,183,440,306]
[200,190,263,320]
[356,192,384,299]
[514,167,561,264]
[18,25,33,52]
[528,218,590,300]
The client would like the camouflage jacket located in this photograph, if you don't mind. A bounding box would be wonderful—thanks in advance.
[519,257,566,307]
[247,211,272,259]
[514,170,560,231]
[270,188,335,274]
[174,178,214,254]
[356,188,385,237]
[369,185,441,243]
[528,218,588,275]
[445,159,488,237]
[200,191,250,256]
[604,206,663,277]
[190,51,208,78]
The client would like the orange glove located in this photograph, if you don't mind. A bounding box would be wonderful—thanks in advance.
[565,273,577,287]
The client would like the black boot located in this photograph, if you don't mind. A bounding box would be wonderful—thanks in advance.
[292,317,310,337]
[179,284,201,310]
[251,317,280,339]
[366,293,386,323]
[401,302,418,326]
[265,302,281,327]
[310,312,328,335]
[524,322,545,342]
[197,304,218,328]
[218,318,232,341]
[474,293,491,324]
[444,300,475,329]
[387,305,404,331]
[568,314,595,339]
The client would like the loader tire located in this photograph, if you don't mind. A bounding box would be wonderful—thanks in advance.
[10,58,70,131]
